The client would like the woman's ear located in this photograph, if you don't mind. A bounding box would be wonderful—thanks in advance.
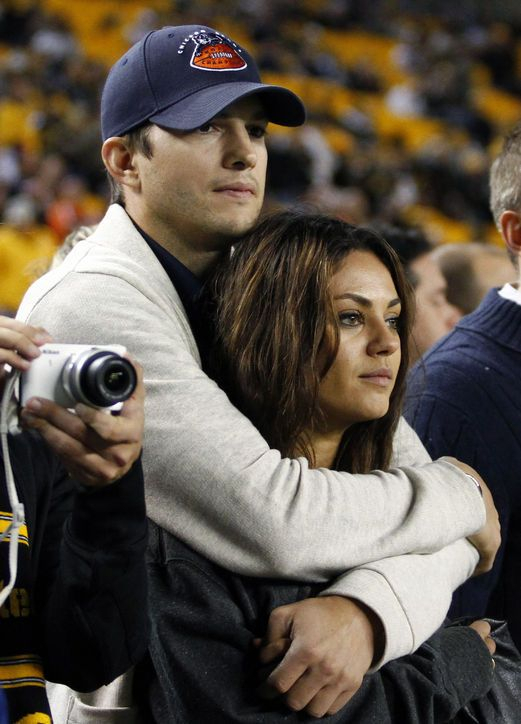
[499,210,521,255]
[101,137,140,191]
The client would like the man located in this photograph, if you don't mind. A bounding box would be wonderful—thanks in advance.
[17,25,498,718]
[0,317,147,722]
[373,224,461,363]
[433,241,514,316]
[405,122,521,650]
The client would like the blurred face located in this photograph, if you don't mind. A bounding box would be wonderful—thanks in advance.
[128,96,268,264]
[317,250,402,436]
[410,252,460,361]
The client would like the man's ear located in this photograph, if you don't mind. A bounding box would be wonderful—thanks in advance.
[101,137,140,191]
[500,210,521,254]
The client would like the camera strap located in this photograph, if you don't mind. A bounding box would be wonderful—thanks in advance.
[0,370,26,608]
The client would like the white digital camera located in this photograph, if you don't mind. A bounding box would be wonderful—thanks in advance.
[20,343,137,410]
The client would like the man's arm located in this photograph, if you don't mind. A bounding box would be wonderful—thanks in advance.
[18,272,487,576]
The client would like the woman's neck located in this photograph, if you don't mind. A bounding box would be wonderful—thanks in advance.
[303,429,345,469]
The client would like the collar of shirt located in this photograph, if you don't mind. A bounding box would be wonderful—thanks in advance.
[129,218,214,368]
[498,282,521,306]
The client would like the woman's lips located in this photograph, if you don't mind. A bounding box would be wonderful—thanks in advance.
[359,369,393,386]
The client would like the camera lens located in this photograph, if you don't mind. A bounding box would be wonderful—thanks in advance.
[64,350,137,407]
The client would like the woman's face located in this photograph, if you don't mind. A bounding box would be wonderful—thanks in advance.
[317,250,402,433]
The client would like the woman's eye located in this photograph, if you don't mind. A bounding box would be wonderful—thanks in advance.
[386,316,400,331]
[339,311,363,327]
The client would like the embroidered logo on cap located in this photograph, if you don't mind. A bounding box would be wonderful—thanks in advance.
[178,30,247,71]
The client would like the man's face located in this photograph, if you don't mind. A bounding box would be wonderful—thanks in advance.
[130,96,268,262]
[410,252,461,361]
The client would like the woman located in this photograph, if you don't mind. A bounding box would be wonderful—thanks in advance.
[136,211,498,722]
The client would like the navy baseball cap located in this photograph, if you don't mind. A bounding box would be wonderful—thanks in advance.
[101,25,306,140]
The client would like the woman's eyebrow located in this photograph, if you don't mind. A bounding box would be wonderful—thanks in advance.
[334,292,401,309]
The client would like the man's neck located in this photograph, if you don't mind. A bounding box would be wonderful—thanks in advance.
[123,205,223,278]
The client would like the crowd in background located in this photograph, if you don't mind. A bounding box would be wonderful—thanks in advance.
[1,0,521,312]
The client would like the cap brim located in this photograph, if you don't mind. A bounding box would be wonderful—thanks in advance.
[148,81,306,130]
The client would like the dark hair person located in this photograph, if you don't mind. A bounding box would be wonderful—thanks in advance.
[213,210,413,474]
[135,211,499,722]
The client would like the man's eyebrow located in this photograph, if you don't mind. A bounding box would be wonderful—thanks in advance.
[334,292,401,309]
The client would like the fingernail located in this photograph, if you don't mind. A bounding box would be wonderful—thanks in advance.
[34,333,52,344]
[25,398,42,411]
[27,344,41,357]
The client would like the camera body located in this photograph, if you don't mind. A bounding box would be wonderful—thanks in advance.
[20,343,137,410]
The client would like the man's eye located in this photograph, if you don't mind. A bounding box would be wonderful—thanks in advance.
[198,123,214,133]
[249,125,267,138]
[339,311,363,327]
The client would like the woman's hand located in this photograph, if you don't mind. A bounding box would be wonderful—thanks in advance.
[469,619,496,658]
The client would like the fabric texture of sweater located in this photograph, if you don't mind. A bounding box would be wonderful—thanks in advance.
[405,287,521,650]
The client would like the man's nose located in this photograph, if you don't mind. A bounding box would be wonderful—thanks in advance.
[223,127,257,169]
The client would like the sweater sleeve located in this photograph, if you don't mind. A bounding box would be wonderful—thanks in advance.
[319,538,479,667]
[35,458,149,691]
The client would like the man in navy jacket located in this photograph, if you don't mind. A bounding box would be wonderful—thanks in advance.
[405,122,521,649]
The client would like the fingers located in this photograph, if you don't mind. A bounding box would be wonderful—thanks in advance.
[303,682,356,718]
[258,597,372,717]
[264,648,361,717]
[19,359,144,487]
[258,637,291,665]
[469,620,496,656]
[0,317,52,370]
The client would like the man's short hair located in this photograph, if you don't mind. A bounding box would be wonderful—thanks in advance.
[490,122,521,228]
[107,123,153,206]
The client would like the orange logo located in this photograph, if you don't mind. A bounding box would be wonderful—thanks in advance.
[189,31,246,72]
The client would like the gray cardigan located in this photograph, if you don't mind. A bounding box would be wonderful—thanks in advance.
[18,203,483,667]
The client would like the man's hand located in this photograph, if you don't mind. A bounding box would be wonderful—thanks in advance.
[20,361,145,487]
[0,315,52,394]
[256,596,382,718]
[446,458,501,576]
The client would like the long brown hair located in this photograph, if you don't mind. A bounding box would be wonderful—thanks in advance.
[211,210,414,473]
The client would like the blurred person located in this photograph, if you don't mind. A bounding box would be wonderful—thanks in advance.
[0,317,148,722]
[405,122,521,649]
[44,174,103,240]
[433,241,514,316]
[373,223,461,362]
[17,25,496,718]
[136,211,498,722]
[0,194,58,315]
